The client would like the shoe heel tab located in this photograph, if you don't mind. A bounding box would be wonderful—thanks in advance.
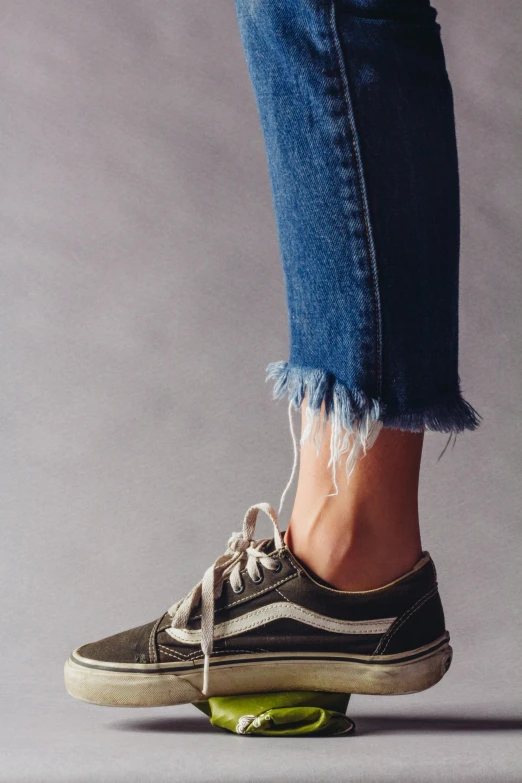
[407,550,431,574]
[418,550,438,585]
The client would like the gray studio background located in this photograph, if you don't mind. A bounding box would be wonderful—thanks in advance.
[1,1,521,781]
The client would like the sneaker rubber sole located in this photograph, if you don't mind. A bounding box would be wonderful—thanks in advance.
[64,632,452,707]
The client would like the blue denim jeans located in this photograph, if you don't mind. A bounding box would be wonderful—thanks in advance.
[233,0,480,448]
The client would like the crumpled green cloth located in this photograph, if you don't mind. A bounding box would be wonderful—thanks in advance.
[193,691,354,736]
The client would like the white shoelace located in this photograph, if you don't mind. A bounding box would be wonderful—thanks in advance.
[168,402,299,696]
[168,502,285,695]
[167,398,379,695]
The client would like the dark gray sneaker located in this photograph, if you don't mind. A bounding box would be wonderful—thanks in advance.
[64,503,452,707]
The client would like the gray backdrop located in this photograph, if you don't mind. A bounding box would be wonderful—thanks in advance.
[1,1,521,781]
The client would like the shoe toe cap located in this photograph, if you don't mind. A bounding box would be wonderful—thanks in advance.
[75,619,160,664]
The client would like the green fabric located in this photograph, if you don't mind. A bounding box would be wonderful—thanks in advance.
[193,691,354,736]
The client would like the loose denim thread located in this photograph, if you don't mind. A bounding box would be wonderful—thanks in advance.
[267,361,383,496]
[382,397,481,433]
[267,360,481,494]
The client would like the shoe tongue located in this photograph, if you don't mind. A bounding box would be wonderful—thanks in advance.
[256,531,285,555]
[258,537,275,554]
[177,534,284,615]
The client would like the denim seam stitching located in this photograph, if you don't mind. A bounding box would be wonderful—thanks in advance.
[329,1,383,397]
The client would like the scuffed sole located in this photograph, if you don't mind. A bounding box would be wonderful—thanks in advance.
[64,634,452,708]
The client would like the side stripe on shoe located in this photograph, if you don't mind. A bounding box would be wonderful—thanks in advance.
[166,602,396,644]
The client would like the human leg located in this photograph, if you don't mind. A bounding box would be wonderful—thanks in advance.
[236,0,478,438]
[286,403,424,591]
[64,0,475,708]
[234,0,479,587]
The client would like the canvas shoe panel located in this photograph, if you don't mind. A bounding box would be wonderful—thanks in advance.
[65,518,452,707]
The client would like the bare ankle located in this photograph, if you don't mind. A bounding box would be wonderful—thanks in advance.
[284,417,424,591]
[284,513,422,591]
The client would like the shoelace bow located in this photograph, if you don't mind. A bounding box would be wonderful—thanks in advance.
[168,503,284,695]
[166,397,381,696]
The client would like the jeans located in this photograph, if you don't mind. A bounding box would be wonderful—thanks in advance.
[233,0,480,450]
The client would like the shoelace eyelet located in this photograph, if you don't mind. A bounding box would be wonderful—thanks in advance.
[231,580,245,594]
[169,502,284,696]
[272,559,283,573]
[250,570,264,584]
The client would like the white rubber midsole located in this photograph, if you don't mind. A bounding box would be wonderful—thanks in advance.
[64,634,452,707]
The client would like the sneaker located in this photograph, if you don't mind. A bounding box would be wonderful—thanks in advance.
[64,503,452,708]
